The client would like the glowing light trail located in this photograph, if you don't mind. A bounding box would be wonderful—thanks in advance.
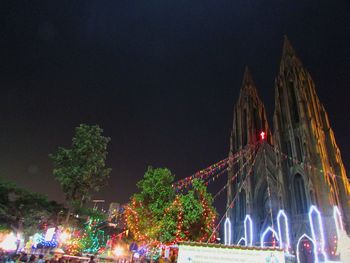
[308,205,327,262]
[277,210,290,251]
[260,226,279,248]
[244,215,253,246]
[224,217,231,245]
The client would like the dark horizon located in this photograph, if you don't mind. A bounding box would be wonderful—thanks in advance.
[1,1,349,214]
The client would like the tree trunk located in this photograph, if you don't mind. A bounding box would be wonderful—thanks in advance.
[65,207,72,225]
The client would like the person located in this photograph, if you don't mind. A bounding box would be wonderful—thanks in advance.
[18,252,28,262]
[37,254,45,263]
[5,255,15,263]
[28,255,36,263]
[50,255,59,263]
[88,256,95,263]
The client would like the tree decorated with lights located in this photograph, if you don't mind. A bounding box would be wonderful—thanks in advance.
[50,124,111,222]
[125,167,217,246]
[81,216,106,254]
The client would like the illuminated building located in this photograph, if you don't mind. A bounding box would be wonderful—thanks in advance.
[226,37,350,260]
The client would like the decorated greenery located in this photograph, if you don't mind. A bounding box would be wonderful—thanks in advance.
[50,124,111,221]
[125,167,217,246]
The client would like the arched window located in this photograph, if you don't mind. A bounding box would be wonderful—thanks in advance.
[294,174,308,214]
[239,190,246,220]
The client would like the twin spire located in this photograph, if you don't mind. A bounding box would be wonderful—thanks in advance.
[239,36,300,98]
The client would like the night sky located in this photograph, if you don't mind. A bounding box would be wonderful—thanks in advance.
[1,1,350,213]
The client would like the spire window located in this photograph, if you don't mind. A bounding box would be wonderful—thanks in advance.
[294,174,308,214]
[288,81,299,123]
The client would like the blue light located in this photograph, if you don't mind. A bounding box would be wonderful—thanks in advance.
[308,205,327,262]
[244,215,253,246]
[260,226,279,248]
[277,210,290,251]
[224,217,231,245]
[237,237,246,246]
[333,206,344,238]
[296,233,317,263]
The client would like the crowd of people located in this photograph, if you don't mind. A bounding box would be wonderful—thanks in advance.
[0,253,97,263]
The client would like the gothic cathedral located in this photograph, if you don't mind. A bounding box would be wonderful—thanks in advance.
[226,37,350,258]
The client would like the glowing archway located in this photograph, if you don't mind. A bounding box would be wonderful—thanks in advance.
[277,210,290,251]
[308,205,327,262]
[224,217,231,245]
[244,215,253,246]
[296,233,317,263]
[237,237,246,246]
[260,226,279,248]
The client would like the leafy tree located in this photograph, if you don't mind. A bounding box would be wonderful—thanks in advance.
[0,178,65,239]
[50,124,111,221]
[125,167,217,245]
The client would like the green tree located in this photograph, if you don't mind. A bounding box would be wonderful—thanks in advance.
[50,124,111,222]
[0,178,65,239]
[125,168,217,245]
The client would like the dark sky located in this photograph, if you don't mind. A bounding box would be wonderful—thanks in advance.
[1,1,349,213]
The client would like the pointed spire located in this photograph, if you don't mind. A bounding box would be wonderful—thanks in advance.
[242,65,254,86]
[280,36,303,71]
[239,66,258,99]
[282,35,296,58]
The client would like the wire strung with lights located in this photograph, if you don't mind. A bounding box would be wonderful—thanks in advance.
[208,146,258,244]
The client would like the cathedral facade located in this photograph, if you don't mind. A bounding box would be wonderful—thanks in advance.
[226,37,350,260]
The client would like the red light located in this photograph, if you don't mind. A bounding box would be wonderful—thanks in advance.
[260,131,266,140]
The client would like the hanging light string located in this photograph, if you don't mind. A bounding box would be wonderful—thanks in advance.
[212,143,259,200]
[264,142,349,182]
[204,144,257,188]
[206,144,259,243]
[173,145,252,190]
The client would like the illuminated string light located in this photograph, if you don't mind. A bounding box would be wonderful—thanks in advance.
[333,206,344,238]
[308,205,327,262]
[244,215,253,246]
[277,210,290,251]
[296,234,317,263]
[224,217,231,245]
[260,226,279,248]
[237,237,246,246]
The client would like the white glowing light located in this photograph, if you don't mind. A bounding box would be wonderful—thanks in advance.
[333,206,344,238]
[308,205,327,262]
[260,226,279,248]
[0,233,17,251]
[244,215,253,246]
[277,210,290,251]
[237,237,246,246]
[114,246,124,257]
[224,217,231,245]
[44,227,56,241]
[296,233,317,263]
[59,231,71,243]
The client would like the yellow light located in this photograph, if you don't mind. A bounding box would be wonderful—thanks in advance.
[114,246,124,257]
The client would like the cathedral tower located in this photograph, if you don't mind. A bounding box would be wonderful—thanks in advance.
[273,36,350,252]
[227,67,275,244]
[226,37,350,258]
